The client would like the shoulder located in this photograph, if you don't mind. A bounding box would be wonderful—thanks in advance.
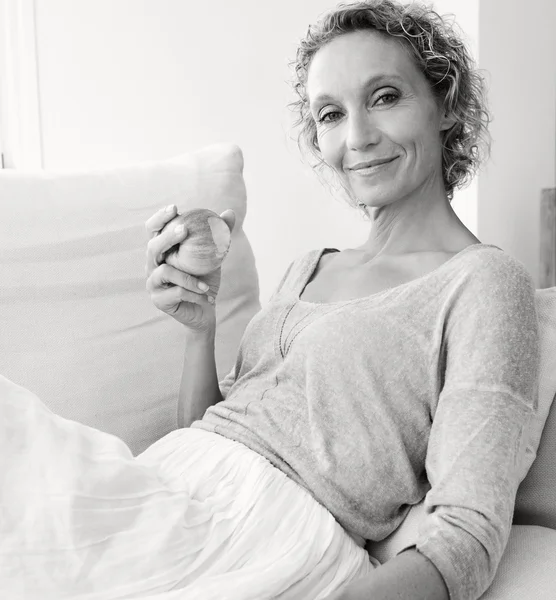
[269,247,328,300]
[281,247,322,281]
[286,247,339,275]
[445,246,538,329]
[455,245,536,296]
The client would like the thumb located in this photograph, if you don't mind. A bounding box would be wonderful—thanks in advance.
[219,209,236,234]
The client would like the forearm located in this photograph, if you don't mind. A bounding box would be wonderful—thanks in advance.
[335,549,449,600]
[178,329,223,428]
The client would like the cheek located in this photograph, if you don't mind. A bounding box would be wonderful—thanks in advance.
[317,127,345,170]
[384,115,422,154]
[383,104,437,151]
[394,122,439,172]
[414,123,443,167]
[411,107,443,154]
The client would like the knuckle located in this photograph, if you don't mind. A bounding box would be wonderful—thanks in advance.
[184,292,198,306]
[179,287,193,300]
[161,264,176,284]
[183,272,196,288]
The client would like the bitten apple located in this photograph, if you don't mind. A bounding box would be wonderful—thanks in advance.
[163,208,232,275]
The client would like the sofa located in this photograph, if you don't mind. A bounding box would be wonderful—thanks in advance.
[1,144,555,599]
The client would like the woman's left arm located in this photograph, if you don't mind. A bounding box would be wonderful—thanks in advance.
[329,254,541,600]
[325,547,449,599]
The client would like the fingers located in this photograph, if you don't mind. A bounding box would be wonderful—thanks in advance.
[146,263,212,297]
[145,204,179,240]
[145,217,189,276]
[150,285,212,314]
[146,205,236,239]
[145,205,235,277]
[145,204,235,239]
[148,266,215,315]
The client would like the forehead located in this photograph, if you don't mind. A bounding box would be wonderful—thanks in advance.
[306,30,425,103]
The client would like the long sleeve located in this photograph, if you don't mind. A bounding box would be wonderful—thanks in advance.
[407,254,540,600]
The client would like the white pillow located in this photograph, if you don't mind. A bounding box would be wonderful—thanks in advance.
[0,143,261,456]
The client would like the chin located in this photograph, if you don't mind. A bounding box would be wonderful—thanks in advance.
[352,190,400,209]
[352,177,420,208]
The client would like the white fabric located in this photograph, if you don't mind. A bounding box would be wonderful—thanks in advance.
[478,525,556,599]
[0,144,261,455]
[0,375,376,600]
[372,520,556,599]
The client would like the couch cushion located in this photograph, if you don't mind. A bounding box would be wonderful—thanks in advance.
[0,143,261,455]
[368,522,556,599]
[479,525,556,599]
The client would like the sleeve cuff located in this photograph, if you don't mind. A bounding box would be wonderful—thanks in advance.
[413,531,490,600]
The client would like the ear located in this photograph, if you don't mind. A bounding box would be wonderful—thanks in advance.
[439,112,457,132]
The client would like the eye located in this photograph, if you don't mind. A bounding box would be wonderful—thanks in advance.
[374,91,400,106]
[317,109,343,124]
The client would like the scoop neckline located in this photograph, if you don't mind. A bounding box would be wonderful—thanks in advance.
[295,243,503,307]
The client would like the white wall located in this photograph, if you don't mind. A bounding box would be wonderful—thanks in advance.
[431,0,479,237]
[33,0,370,303]
[0,0,42,169]
[28,0,518,302]
[477,0,556,285]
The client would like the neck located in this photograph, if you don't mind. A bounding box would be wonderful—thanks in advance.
[357,181,474,260]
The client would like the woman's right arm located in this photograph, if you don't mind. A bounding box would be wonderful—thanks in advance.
[144,204,236,428]
[178,329,223,428]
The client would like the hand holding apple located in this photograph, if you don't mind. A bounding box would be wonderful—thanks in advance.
[145,205,235,334]
[163,208,233,276]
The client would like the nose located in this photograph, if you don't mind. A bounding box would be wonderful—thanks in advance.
[345,110,381,151]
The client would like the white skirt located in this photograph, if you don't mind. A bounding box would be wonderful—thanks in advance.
[0,375,378,600]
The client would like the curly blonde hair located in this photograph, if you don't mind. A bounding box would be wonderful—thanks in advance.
[288,0,491,207]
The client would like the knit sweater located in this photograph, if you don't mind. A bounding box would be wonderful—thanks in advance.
[192,243,540,600]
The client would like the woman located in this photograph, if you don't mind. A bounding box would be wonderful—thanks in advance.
[1,2,539,600]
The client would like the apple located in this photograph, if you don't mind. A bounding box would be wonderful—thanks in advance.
[163,208,232,275]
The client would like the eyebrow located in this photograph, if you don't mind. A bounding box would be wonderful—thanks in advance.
[309,73,406,108]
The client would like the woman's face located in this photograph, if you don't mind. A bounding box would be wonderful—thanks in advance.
[306,30,454,208]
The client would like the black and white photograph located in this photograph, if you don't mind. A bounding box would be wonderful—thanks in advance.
[0,1,555,598]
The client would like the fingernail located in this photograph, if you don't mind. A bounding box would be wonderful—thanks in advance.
[198,281,209,291]
[166,204,175,213]
[174,224,185,234]
[207,296,215,304]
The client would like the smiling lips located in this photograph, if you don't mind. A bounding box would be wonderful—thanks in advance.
[348,156,398,173]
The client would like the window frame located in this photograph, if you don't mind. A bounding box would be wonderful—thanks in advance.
[0,0,43,169]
